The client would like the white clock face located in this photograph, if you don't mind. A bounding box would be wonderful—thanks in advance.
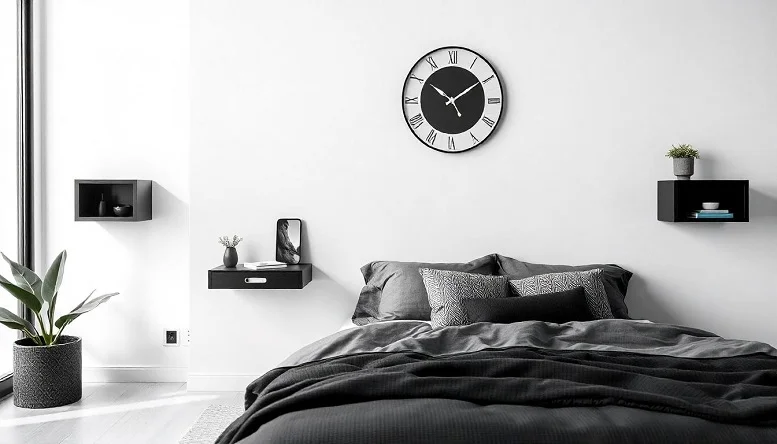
[402,46,503,153]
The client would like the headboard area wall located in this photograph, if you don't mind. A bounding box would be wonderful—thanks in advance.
[189,0,777,390]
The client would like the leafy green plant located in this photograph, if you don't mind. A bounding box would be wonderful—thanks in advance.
[666,144,700,159]
[0,250,118,346]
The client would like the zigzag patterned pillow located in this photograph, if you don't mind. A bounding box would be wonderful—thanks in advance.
[509,269,613,319]
[420,268,509,328]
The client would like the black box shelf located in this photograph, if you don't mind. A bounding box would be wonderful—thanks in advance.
[75,180,152,222]
[208,264,312,290]
[657,180,749,222]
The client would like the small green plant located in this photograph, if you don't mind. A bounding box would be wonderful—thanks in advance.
[666,144,700,159]
[218,235,243,248]
[0,251,119,346]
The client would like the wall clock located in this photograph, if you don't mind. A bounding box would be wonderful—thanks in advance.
[402,46,503,153]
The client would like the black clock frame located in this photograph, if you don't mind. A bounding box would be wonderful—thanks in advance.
[401,45,504,154]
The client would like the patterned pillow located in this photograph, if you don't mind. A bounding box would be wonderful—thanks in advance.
[509,269,614,319]
[420,268,509,328]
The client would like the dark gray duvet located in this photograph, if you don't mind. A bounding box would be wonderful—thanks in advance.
[217,320,777,444]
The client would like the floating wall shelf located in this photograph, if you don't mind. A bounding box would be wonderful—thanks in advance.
[657,180,749,222]
[208,264,312,290]
[75,180,152,222]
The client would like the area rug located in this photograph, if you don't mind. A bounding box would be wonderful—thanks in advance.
[180,404,243,444]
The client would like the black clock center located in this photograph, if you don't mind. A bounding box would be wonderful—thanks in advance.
[420,66,485,135]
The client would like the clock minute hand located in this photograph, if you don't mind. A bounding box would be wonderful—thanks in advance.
[446,82,480,106]
[430,84,462,117]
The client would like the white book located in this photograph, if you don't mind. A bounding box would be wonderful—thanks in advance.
[696,209,729,214]
[243,261,287,270]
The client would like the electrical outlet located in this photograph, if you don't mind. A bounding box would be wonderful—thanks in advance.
[164,329,179,346]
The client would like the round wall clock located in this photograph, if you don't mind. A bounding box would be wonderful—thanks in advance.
[402,46,503,153]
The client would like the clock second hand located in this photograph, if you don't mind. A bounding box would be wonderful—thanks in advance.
[430,84,462,118]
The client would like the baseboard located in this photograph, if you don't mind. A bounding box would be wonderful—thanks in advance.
[187,373,257,391]
[83,366,188,383]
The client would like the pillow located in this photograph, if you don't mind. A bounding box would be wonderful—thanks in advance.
[351,254,497,325]
[495,254,632,319]
[509,269,614,319]
[462,287,594,324]
[420,268,509,328]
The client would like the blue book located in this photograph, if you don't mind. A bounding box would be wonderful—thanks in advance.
[690,213,734,219]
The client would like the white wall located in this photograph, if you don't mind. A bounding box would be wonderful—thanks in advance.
[40,0,190,381]
[189,0,777,390]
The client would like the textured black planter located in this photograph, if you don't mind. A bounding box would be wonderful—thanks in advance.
[13,335,82,409]
[223,247,238,268]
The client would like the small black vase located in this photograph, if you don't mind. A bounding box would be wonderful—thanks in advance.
[223,247,238,268]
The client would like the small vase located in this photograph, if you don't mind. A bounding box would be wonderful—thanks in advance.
[673,157,695,180]
[98,193,107,217]
[223,247,238,268]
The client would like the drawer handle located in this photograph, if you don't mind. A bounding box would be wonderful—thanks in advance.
[245,277,267,284]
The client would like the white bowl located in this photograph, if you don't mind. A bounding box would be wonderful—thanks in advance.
[702,202,720,210]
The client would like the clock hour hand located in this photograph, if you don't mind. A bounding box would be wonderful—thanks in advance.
[430,84,462,118]
[446,82,480,106]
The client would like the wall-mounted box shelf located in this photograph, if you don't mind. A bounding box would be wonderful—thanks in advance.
[657,180,749,222]
[75,180,152,222]
[208,264,312,290]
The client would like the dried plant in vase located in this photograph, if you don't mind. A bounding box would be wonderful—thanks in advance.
[218,235,243,268]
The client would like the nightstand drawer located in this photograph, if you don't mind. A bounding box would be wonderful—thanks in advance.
[208,264,312,290]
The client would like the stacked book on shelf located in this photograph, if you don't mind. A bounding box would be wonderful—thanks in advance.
[689,209,734,219]
[243,261,287,270]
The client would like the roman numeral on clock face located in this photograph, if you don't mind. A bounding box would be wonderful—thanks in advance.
[448,50,457,65]
[409,74,424,84]
[470,132,479,144]
[448,136,455,150]
[482,116,495,127]
[426,129,437,145]
[488,98,501,104]
[482,74,495,84]
[426,56,438,70]
[470,57,478,69]
[404,96,418,105]
[408,113,424,129]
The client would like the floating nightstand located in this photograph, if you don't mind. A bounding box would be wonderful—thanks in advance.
[75,180,152,222]
[208,264,312,290]
[657,180,749,222]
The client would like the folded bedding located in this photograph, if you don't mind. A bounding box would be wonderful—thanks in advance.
[217,320,777,444]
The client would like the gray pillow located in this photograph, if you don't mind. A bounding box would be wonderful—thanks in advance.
[509,269,614,319]
[352,254,497,325]
[420,268,509,328]
[496,254,632,319]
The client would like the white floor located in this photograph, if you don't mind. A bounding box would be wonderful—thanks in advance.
[0,383,242,444]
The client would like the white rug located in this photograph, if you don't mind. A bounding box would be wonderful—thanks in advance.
[180,404,244,444]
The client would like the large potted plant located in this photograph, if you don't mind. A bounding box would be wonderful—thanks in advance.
[0,251,118,408]
[666,144,700,180]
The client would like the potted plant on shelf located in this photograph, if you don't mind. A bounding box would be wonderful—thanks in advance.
[218,235,243,268]
[0,251,118,408]
[666,144,700,180]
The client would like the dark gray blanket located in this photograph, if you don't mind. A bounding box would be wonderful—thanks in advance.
[218,320,777,444]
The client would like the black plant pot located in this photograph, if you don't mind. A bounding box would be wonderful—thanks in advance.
[223,247,238,268]
[13,335,82,409]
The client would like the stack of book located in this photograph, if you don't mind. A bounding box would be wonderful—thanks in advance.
[243,261,287,270]
[689,209,734,219]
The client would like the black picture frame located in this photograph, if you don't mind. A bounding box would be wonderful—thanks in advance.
[276,219,302,265]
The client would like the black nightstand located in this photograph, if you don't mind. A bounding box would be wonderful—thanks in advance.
[208,264,312,290]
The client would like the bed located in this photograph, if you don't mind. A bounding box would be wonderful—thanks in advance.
[215,255,777,444]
